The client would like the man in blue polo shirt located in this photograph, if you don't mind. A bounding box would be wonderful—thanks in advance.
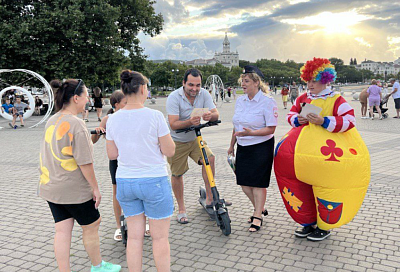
[166,68,231,224]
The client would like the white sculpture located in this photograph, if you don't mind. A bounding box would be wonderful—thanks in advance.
[205,75,225,107]
[0,86,35,120]
[0,69,54,128]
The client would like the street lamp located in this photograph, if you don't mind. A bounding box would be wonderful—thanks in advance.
[172,69,179,90]
[272,76,275,90]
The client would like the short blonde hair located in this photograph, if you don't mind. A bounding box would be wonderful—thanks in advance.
[238,73,270,94]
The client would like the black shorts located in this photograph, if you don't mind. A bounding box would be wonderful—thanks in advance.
[94,102,103,108]
[109,159,118,185]
[394,98,400,109]
[48,199,100,225]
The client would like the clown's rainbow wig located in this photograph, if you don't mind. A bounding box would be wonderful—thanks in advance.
[300,58,337,84]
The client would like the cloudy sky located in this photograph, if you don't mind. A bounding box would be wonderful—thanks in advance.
[138,0,400,64]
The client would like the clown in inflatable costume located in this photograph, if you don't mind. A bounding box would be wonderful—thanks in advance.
[274,58,370,241]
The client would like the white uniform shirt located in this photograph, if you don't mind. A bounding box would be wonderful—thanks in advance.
[232,90,278,146]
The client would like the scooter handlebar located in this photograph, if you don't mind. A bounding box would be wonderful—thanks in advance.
[90,130,106,135]
[175,120,221,133]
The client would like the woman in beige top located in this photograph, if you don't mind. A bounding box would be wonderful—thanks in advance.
[38,79,121,272]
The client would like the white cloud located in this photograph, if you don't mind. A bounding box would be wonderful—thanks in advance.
[355,37,372,47]
[388,36,400,57]
[281,11,369,35]
[139,33,215,60]
[140,0,400,63]
[288,0,310,4]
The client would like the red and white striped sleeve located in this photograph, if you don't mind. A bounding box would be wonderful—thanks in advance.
[321,96,356,133]
[287,94,308,127]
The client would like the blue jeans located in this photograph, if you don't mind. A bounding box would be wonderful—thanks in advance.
[116,176,174,220]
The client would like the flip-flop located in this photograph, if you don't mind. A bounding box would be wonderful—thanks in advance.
[114,229,122,241]
[144,223,150,237]
[393,116,399,118]
[177,213,189,224]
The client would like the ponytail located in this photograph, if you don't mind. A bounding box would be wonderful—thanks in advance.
[51,79,86,112]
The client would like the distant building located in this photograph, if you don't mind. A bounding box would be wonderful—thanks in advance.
[185,33,239,69]
[355,58,400,76]
[213,33,239,69]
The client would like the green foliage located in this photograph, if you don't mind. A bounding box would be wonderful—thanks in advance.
[145,57,376,94]
[0,0,163,87]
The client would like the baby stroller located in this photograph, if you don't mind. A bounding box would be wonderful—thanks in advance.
[373,95,389,119]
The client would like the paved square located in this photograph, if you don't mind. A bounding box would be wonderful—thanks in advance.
[1,88,399,272]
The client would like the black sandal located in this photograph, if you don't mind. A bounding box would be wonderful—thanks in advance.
[249,217,263,232]
[248,208,268,223]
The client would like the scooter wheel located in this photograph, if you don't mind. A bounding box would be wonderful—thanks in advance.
[218,211,231,236]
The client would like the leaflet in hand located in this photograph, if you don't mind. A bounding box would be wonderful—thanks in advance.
[190,108,209,118]
[299,103,322,119]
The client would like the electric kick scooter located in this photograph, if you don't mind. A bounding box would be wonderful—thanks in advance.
[176,120,231,236]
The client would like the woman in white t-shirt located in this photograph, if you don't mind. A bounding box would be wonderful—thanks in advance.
[106,70,175,272]
[228,66,278,233]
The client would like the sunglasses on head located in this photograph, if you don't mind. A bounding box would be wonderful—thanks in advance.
[74,79,84,95]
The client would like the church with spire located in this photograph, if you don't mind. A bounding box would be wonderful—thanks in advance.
[214,32,239,69]
[185,33,239,69]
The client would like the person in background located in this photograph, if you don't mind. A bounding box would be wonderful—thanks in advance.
[389,78,400,118]
[382,83,389,97]
[281,85,289,109]
[289,82,299,105]
[359,88,368,119]
[92,87,103,122]
[367,79,382,120]
[106,70,175,272]
[34,95,43,116]
[82,93,91,122]
[1,98,14,115]
[38,79,121,272]
[9,96,30,129]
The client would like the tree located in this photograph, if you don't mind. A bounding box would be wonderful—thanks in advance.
[329,58,344,72]
[350,58,354,65]
[354,58,357,65]
[0,0,163,86]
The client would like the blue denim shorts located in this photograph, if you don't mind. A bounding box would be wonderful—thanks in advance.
[116,176,174,220]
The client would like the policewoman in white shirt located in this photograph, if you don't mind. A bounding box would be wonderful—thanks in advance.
[228,66,278,232]
[106,70,175,272]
